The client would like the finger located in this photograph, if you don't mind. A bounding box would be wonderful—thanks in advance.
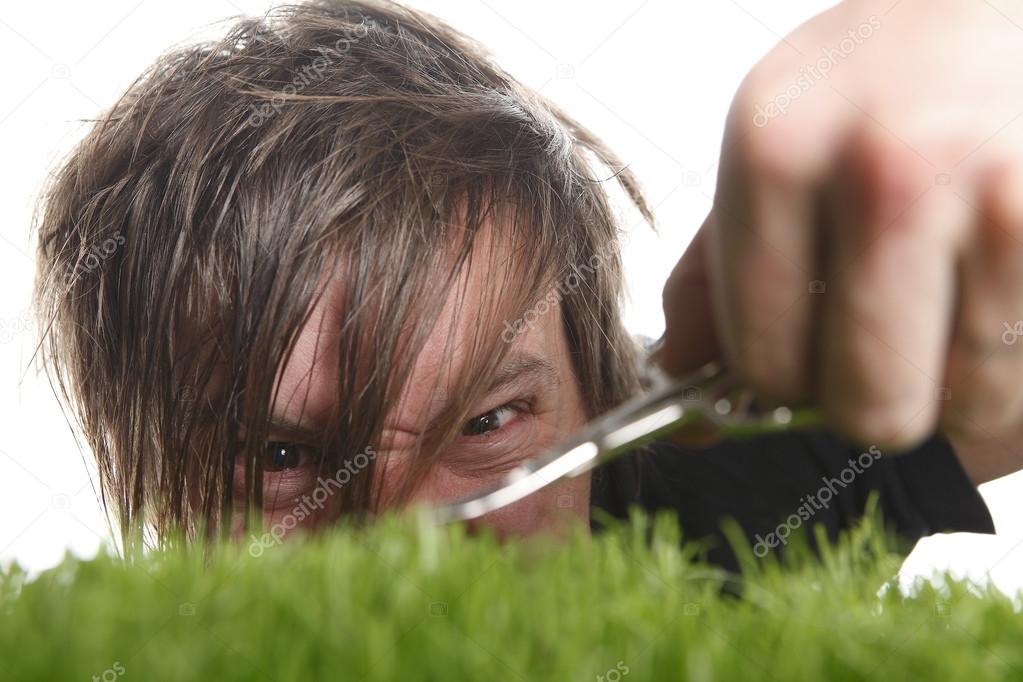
[820,129,967,450]
[652,218,720,376]
[706,140,818,404]
[943,161,1023,438]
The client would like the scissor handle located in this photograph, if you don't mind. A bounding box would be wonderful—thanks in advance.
[638,359,823,444]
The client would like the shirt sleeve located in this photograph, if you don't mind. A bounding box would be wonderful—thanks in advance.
[588,428,995,572]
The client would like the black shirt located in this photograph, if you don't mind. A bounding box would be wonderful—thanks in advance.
[589,429,995,571]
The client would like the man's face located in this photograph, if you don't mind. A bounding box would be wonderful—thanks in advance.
[233,246,591,541]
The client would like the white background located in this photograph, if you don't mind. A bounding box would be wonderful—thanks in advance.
[2,0,1022,594]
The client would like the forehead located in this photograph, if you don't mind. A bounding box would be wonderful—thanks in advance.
[270,233,566,432]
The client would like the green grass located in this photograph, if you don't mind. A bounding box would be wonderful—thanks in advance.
[1,510,1020,682]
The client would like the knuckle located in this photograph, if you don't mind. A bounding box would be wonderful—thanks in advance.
[841,127,928,223]
[732,120,803,184]
[728,78,809,182]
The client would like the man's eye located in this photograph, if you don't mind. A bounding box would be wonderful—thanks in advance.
[263,441,311,472]
[460,404,518,437]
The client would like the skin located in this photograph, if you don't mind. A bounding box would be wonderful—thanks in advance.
[655,0,1023,484]
[232,238,590,541]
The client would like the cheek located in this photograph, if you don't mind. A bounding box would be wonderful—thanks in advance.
[402,466,592,541]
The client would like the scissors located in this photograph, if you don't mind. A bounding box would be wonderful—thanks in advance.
[431,358,822,524]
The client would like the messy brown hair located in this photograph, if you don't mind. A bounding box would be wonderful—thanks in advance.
[32,0,654,550]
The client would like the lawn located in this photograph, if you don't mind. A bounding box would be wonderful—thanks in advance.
[1,509,1020,681]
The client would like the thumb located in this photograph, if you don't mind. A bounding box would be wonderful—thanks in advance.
[650,216,721,377]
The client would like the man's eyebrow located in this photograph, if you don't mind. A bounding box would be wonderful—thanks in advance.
[426,351,561,427]
[235,412,325,443]
[484,352,561,395]
[264,413,325,442]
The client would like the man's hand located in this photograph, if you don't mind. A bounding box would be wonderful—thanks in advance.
[655,0,1023,459]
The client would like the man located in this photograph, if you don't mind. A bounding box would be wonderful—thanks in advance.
[32,0,1013,570]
